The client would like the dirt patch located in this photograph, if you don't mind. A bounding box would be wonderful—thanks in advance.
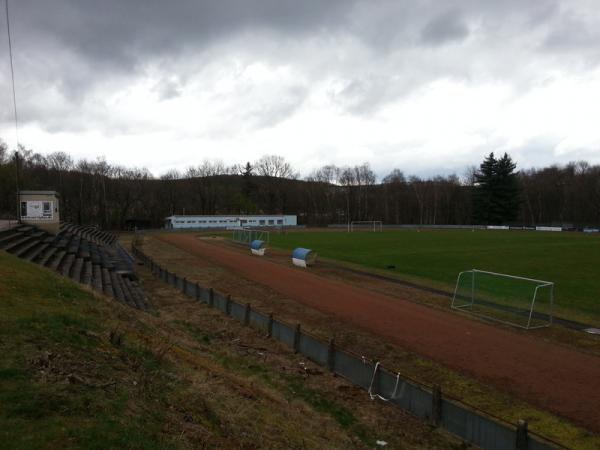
[152,233,600,437]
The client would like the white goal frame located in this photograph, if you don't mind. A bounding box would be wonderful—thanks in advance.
[451,269,554,330]
[231,227,270,245]
[349,221,383,232]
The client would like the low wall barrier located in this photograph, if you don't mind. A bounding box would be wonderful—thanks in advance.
[132,244,564,450]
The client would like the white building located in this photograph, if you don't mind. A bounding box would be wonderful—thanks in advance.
[164,214,297,229]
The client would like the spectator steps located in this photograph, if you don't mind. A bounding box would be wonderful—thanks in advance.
[0,222,146,310]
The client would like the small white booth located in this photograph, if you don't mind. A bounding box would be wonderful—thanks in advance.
[18,190,60,234]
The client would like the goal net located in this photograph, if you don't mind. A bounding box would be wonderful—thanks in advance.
[349,221,383,232]
[451,269,554,329]
[231,227,270,245]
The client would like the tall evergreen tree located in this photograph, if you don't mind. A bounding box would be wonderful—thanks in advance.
[495,153,521,222]
[473,152,521,224]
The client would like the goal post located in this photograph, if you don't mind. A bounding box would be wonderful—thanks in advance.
[451,269,554,329]
[349,221,383,232]
[231,227,270,245]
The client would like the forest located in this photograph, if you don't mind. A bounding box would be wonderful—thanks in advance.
[1,140,599,229]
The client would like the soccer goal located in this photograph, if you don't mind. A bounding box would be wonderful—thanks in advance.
[349,221,383,232]
[231,227,270,245]
[451,269,554,329]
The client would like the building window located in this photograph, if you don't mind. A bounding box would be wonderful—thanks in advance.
[20,202,27,217]
[277,219,283,224]
[268,219,274,225]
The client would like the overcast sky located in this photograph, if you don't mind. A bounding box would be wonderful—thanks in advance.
[1,0,600,179]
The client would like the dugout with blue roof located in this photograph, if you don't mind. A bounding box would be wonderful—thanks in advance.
[250,239,266,256]
[292,247,317,267]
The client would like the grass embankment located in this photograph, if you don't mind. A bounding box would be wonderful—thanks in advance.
[0,250,461,449]
[0,252,173,449]
[268,229,600,323]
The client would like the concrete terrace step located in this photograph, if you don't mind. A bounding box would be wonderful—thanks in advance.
[0,231,23,246]
[48,250,66,271]
[37,246,58,266]
[70,257,84,283]
[109,271,127,304]
[12,238,44,258]
[3,235,36,252]
[5,221,146,311]
[92,264,103,292]
[101,268,114,298]
[24,242,49,262]
[67,238,81,255]
[59,253,75,277]
[82,260,93,285]
[123,277,147,310]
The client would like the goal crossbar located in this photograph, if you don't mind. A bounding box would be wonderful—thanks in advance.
[349,221,383,232]
[451,269,554,330]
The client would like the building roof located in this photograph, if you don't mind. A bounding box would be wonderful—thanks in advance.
[19,190,60,197]
[165,214,294,218]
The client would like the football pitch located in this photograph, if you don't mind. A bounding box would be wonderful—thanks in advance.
[268,229,600,322]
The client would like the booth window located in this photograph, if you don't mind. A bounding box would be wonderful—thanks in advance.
[20,202,27,217]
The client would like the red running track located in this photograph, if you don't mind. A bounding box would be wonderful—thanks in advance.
[159,234,600,432]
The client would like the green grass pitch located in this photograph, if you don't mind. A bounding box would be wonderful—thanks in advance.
[268,229,600,323]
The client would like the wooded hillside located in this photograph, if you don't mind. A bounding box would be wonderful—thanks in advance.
[1,143,599,228]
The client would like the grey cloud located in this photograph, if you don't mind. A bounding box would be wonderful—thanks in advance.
[154,78,183,101]
[542,12,600,56]
[329,77,393,115]
[2,0,600,170]
[421,10,469,45]
[213,83,309,135]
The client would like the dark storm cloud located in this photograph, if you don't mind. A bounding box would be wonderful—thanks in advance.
[12,0,355,68]
[4,0,361,123]
[6,1,592,99]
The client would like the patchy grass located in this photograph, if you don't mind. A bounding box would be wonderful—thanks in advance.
[0,252,180,449]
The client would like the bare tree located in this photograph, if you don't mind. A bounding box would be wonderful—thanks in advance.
[254,155,296,179]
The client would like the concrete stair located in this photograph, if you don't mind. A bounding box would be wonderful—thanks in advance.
[2,222,145,311]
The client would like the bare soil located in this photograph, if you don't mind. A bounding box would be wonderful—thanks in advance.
[154,233,600,436]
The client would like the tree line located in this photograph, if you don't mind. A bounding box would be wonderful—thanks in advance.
[1,140,599,229]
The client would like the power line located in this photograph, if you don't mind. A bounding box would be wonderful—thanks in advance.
[5,0,20,222]
[5,0,19,149]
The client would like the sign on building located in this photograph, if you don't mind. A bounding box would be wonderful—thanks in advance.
[21,200,54,220]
